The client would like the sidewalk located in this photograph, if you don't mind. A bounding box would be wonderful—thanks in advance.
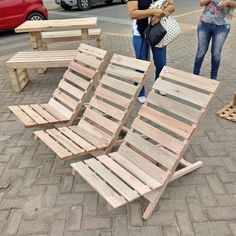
[0,12,236,236]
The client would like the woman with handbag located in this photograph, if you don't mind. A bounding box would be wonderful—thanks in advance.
[127,0,175,103]
[193,0,236,80]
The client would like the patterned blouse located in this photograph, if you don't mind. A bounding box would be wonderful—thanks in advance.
[200,0,235,25]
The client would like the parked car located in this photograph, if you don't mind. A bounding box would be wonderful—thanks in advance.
[0,0,48,31]
[55,0,127,11]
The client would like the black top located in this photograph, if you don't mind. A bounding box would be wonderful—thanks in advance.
[128,0,152,36]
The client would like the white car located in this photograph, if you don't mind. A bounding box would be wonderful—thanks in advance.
[55,0,127,11]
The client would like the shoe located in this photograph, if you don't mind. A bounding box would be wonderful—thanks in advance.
[158,91,167,96]
[137,96,146,104]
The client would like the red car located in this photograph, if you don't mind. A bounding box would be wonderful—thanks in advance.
[0,0,48,31]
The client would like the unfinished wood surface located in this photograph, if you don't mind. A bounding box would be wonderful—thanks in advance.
[216,94,236,122]
[15,17,97,33]
[9,44,108,128]
[70,66,220,220]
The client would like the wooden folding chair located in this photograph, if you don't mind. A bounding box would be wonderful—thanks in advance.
[34,54,152,160]
[8,44,109,128]
[71,66,220,220]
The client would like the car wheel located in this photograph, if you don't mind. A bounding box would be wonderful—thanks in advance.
[120,0,127,3]
[105,0,113,4]
[77,0,91,10]
[61,2,73,10]
[27,12,45,21]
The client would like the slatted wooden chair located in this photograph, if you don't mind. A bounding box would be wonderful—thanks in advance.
[8,44,109,128]
[34,54,152,160]
[71,66,220,220]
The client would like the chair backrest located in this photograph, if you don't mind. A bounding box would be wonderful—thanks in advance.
[79,54,152,151]
[117,66,219,180]
[48,44,108,125]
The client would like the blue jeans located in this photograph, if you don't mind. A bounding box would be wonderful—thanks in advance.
[193,21,230,80]
[133,35,166,96]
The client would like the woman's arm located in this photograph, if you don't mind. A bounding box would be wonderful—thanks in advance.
[200,0,212,7]
[127,1,165,20]
[163,0,176,16]
[218,0,236,8]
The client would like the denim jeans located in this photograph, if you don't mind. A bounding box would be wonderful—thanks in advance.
[193,21,230,80]
[133,35,166,96]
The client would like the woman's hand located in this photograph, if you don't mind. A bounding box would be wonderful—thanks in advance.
[218,0,230,8]
[151,8,166,18]
[151,16,161,25]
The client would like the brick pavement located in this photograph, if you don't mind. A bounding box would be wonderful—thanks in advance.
[0,12,236,236]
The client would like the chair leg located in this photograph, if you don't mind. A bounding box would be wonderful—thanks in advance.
[8,68,29,92]
[96,36,102,48]
[233,93,236,106]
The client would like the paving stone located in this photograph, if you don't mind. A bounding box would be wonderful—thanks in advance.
[0,210,9,222]
[42,185,59,207]
[215,167,234,183]
[186,198,208,223]
[60,176,74,194]
[206,207,236,221]
[37,176,61,185]
[167,186,198,199]
[18,221,50,235]
[19,185,46,197]
[129,201,144,227]
[56,193,84,206]
[24,169,40,187]
[67,206,83,231]
[215,194,236,207]
[206,175,226,194]
[83,192,98,216]
[223,157,236,172]
[81,216,112,230]
[39,160,55,177]
[197,185,218,207]
[97,231,112,236]
[0,198,26,210]
[5,209,24,235]
[146,211,176,226]
[158,199,188,212]
[163,225,180,236]
[176,212,195,236]
[113,215,129,236]
[50,220,66,236]
[129,226,163,236]
[194,222,231,236]
[228,223,236,235]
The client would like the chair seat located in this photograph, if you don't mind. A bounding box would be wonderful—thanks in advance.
[8,104,69,127]
[34,119,112,159]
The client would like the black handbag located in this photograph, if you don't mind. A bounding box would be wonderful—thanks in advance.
[144,22,167,46]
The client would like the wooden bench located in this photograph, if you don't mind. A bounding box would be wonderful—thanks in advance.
[71,66,220,220]
[6,50,77,92]
[42,29,102,48]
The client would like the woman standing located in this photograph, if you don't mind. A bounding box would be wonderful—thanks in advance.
[127,0,175,103]
[193,0,236,80]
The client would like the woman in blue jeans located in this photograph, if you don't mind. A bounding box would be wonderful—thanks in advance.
[193,0,236,80]
[127,0,175,103]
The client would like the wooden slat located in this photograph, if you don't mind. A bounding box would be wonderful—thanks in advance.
[125,132,177,170]
[96,155,151,195]
[46,129,83,155]
[118,144,167,184]
[147,91,202,123]
[106,64,143,83]
[41,104,68,121]
[153,79,211,108]
[71,162,127,208]
[85,159,139,201]
[53,89,79,110]
[69,61,96,79]
[160,66,219,93]
[111,54,150,72]
[59,127,95,151]
[89,97,125,121]
[78,43,107,59]
[58,80,84,100]
[95,86,131,108]
[64,70,90,90]
[110,152,162,190]
[139,105,194,139]
[75,52,101,69]
[83,108,119,134]
[19,105,47,125]
[8,106,36,127]
[34,131,72,158]
[101,75,136,96]
[48,99,73,120]
[30,104,59,123]
[132,118,184,154]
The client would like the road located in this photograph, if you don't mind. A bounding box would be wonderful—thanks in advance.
[0,0,200,57]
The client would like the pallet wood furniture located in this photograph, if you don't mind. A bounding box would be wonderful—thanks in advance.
[216,92,236,122]
[15,17,97,52]
[42,29,102,48]
[34,54,152,160]
[71,66,220,220]
[6,50,77,92]
[8,44,108,127]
